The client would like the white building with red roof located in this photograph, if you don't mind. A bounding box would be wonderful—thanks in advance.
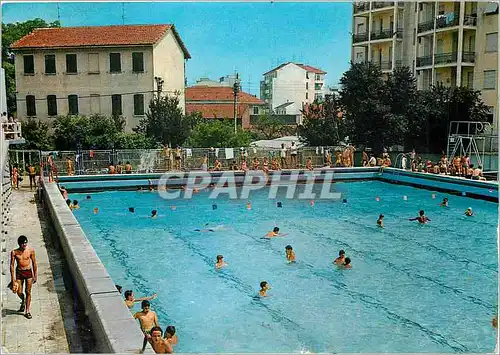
[10,24,190,131]
[260,62,327,123]
[185,84,267,129]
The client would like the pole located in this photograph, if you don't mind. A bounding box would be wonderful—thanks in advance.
[233,73,239,134]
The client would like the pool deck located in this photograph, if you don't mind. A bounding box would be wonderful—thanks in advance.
[1,187,72,353]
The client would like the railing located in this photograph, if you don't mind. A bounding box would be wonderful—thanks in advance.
[353,32,369,43]
[462,51,475,63]
[434,52,457,64]
[372,2,394,10]
[436,12,460,29]
[418,20,434,33]
[2,122,22,141]
[416,55,432,67]
[374,61,393,70]
[353,2,370,13]
[464,14,477,26]
[371,29,393,40]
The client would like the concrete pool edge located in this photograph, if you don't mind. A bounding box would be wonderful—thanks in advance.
[42,179,152,353]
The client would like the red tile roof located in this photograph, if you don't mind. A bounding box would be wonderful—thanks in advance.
[10,24,191,58]
[186,103,249,119]
[185,86,264,104]
[263,62,326,75]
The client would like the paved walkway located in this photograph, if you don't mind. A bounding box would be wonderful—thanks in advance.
[1,186,78,353]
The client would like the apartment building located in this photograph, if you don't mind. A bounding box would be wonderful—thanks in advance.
[260,62,327,122]
[352,1,498,127]
[10,24,191,131]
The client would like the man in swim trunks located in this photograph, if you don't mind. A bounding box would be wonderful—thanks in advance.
[124,290,157,309]
[265,227,287,238]
[10,235,37,319]
[342,257,352,269]
[333,250,345,265]
[146,326,173,353]
[134,300,159,352]
[409,210,431,223]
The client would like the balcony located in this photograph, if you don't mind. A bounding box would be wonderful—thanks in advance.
[462,51,475,63]
[353,32,369,43]
[371,29,393,40]
[416,55,432,67]
[436,13,459,29]
[2,122,24,144]
[418,20,434,33]
[372,2,394,10]
[464,14,477,26]
[353,2,370,13]
[434,52,458,65]
[374,61,393,70]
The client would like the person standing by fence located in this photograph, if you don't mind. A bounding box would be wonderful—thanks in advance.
[27,163,36,190]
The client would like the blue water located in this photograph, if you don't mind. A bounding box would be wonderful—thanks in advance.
[71,181,498,353]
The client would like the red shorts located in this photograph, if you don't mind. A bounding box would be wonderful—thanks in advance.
[16,268,33,280]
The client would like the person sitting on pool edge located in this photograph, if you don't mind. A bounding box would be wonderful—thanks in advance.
[465,207,474,216]
[440,198,448,207]
[285,245,296,263]
[215,255,227,269]
[376,214,384,228]
[409,210,430,224]
[259,281,271,297]
[265,227,287,238]
[333,250,345,265]
[124,290,157,309]
[146,326,173,354]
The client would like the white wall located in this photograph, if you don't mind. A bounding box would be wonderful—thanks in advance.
[153,30,187,114]
[271,63,307,114]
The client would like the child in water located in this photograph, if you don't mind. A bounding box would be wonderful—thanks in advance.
[215,255,227,269]
[151,209,158,218]
[409,210,430,224]
[285,245,296,263]
[465,207,474,216]
[259,281,271,297]
[440,198,448,207]
[377,214,384,228]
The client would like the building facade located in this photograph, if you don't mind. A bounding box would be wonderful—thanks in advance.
[10,24,191,132]
[260,62,327,122]
[185,85,266,129]
[352,1,498,128]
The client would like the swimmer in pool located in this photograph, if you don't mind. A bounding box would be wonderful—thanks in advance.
[215,255,227,269]
[259,281,271,297]
[265,227,287,238]
[341,257,352,269]
[164,325,178,347]
[409,210,430,223]
[440,198,448,207]
[333,250,345,265]
[151,210,158,218]
[285,245,296,262]
[376,214,384,228]
[93,207,99,214]
[465,207,474,216]
[124,290,157,309]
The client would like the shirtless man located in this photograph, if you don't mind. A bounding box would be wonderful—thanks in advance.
[409,210,431,224]
[259,281,271,297]
[134,300,159,352]
[333,250,345,265]
[265,227,287,238]
[215,255,227,269]
[285,245,296,262]
[10,235,37,319]
[377,214,384,228]
[305,157,313,171]
[125,161,133,174]
[146,326,173,354]
[124,290,157,309]
[66,157,74,176]
[164,325,178,347]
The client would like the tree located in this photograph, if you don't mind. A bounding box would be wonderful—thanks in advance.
[339,62,391,153]
[297,96,346,146]
[251,114,291,139]
[186,120,255,148]
[135,94,199,147]
[2,18,60,114]
[13,118,54,151]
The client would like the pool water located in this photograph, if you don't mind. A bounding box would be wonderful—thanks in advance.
[72,181,498,353]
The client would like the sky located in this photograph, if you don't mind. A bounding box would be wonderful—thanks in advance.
[1,1,352,95]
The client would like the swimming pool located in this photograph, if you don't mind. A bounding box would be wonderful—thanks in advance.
[71,180,497,353]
